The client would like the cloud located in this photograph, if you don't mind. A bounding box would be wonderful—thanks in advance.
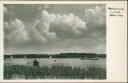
[4,19,57,46]
[84,6,106,38]
[85,6,106,27]
[4,7,105,46]
[38,5,50,11]
[4,9,87,47]
[28,20,57,43]
[4,19,29,45]
[35,10,87,39]
[4,5,106,54]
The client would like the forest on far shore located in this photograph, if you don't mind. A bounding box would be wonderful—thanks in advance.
[4,53,106,58]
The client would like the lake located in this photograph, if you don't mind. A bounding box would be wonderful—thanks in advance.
[4,58,106,69]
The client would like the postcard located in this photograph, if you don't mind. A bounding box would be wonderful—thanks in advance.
[0,0,127,82]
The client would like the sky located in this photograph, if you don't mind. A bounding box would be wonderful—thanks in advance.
[4,4,106,54]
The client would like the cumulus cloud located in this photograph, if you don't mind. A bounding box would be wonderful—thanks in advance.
[38,4,50,11]
[85,6,106,27]
[84,6,106,39]
[4,10,88,48]
[4,8,104,46]
[29,20,57,43]
[3,4,106,53]
[35,10,87,39]
[4,5,106,54]
[4,19,57,45]
[4,19,29,45]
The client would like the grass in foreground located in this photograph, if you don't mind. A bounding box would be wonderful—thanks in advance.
[4,64,106,79]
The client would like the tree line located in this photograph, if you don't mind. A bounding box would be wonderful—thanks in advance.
[4,53,106,58]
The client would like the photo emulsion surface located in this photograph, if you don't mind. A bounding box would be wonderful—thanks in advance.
[4,4,106,79]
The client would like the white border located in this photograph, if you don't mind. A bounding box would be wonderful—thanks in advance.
[0,1,127,82]
[0,2,3,80]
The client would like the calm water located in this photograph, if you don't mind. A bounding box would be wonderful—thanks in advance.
[4,58,106,68]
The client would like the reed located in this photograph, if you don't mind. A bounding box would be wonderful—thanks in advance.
[4,64,106,79]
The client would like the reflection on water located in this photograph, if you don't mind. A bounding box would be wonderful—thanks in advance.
[4,58,106,68]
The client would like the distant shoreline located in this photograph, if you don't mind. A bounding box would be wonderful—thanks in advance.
[4,53,106,59]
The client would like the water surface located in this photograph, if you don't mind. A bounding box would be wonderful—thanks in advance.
[4,58,106,68]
